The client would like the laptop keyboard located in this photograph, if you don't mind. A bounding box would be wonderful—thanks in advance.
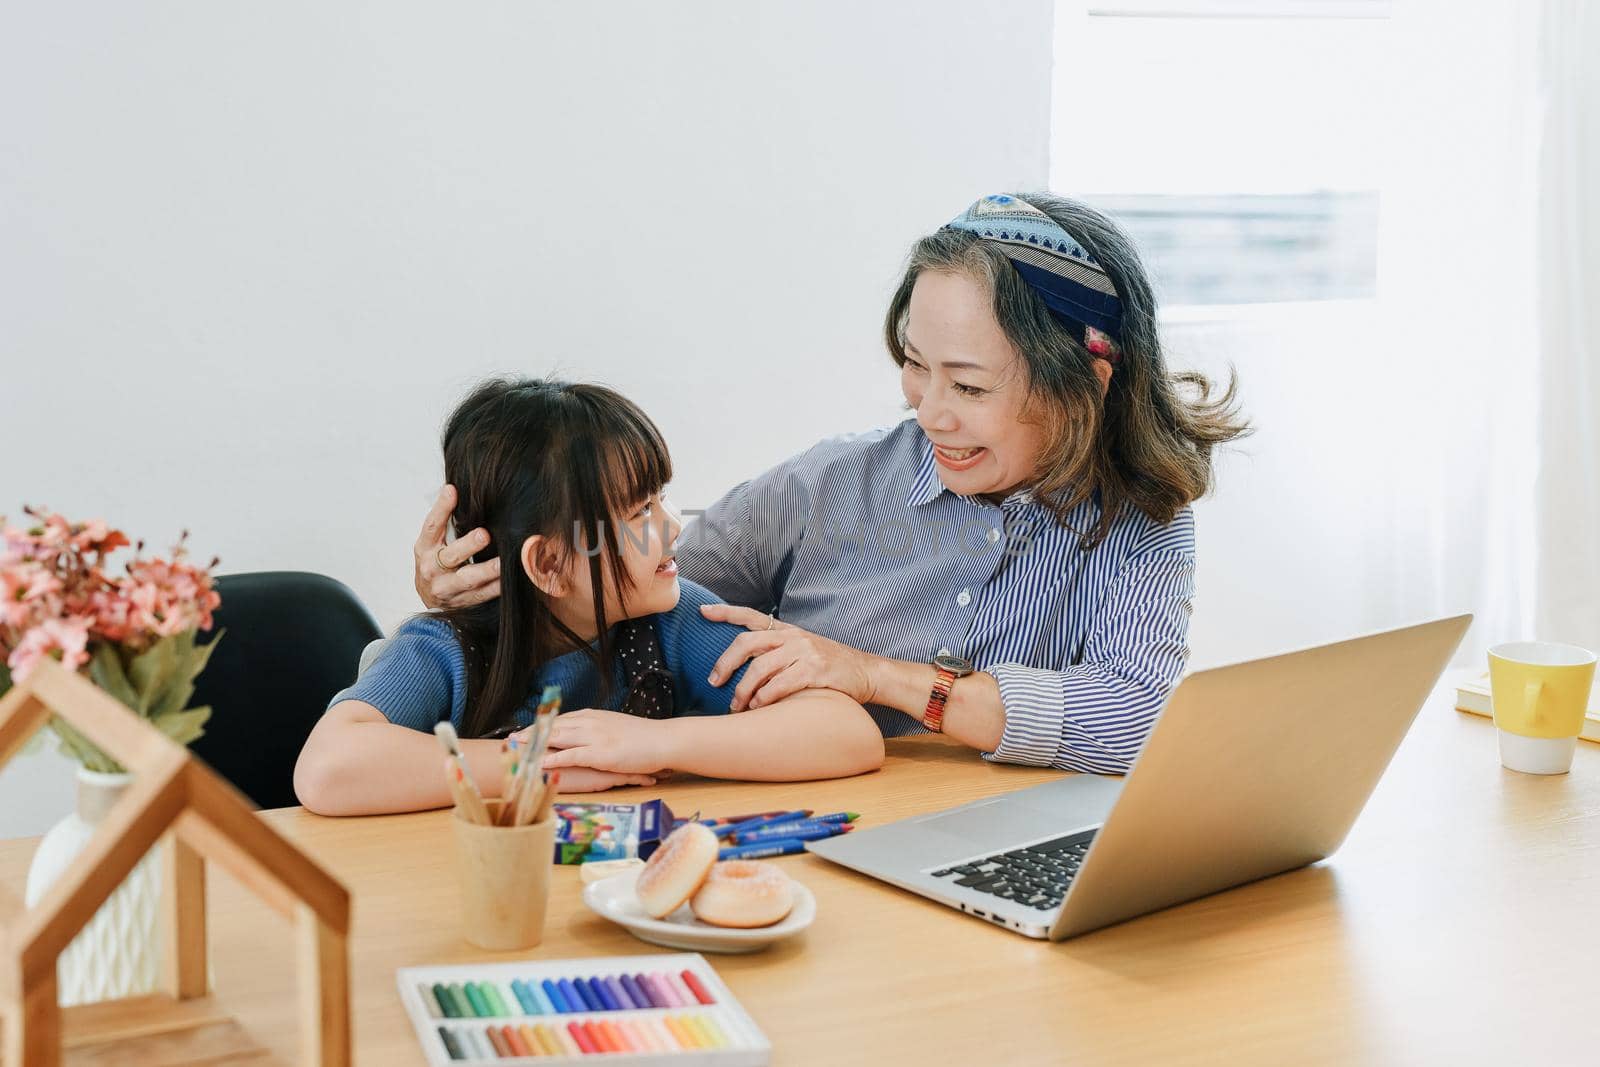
[928,828,1098,911]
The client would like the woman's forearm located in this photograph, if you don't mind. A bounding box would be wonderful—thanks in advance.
[661,692,884,781]
[294,702,508,816]
[866,656,1007,753]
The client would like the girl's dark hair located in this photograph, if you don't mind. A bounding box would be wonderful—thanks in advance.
[436,377,671,738]
[884,190,1252,549]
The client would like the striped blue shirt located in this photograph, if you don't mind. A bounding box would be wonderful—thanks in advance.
[329,580,750,732]
[675,418,1196,773]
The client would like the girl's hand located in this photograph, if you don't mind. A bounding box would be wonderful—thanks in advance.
[550,765,660,794]
[699,604,879,711]
[543,709,671,776]
[414,484,502,609]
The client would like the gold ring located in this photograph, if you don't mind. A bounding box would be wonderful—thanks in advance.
[766,614,776,631]
[435,546,454,572]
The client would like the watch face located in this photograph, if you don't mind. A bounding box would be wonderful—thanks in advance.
[932,653,974,676]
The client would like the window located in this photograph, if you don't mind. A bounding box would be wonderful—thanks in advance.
[1053,2,1392,306]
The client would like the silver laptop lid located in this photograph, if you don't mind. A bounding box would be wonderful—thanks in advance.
[1051,613,1472,939]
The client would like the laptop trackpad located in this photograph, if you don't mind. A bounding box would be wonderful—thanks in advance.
[913,779,1119,849]
[915,801,1025,846]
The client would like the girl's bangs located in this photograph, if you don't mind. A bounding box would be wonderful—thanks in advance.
[594,403,673,515]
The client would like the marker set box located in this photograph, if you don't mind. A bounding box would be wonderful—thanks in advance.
[397,953,771,1065]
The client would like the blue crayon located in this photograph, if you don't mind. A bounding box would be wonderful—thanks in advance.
[734,821,852,845]
[573,977,605,1011]
[719,837,809,860]
[805,812,860,825]
[560,978,587,1012]
[715,809,812,839]
[592,976,617,1011]
[543,978,571,1013]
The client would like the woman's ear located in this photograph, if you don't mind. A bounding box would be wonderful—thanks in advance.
[521,534,568,597]
[1093,357,1114,398]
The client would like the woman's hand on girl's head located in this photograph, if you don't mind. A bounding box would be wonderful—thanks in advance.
[413,484,503,610]
[543,708,671,776]
[700,604,879,711]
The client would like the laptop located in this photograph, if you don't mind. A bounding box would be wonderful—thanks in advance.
[809,614,1472,940]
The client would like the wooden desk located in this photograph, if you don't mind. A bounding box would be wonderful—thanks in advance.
[3,682,1597,1065]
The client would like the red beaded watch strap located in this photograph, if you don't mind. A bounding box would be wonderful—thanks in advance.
[923,667,957,733]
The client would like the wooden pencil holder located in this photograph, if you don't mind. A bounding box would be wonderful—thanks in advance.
[452,802,556,952]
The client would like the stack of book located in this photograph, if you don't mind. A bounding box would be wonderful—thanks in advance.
[1454,670,1600,744]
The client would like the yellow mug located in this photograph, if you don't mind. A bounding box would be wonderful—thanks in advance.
[1487,641,1596,775]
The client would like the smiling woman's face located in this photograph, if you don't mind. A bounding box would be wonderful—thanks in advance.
[899,269,1052,500]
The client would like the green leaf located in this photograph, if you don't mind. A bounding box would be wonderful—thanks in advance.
[88,643,139,711]
[150,706,210,749]
[127,636,179,715]
[48,716,122,774]
[149,629,223,721]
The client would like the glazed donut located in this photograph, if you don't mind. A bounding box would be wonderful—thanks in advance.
[690,860,795,928]
[635,824,718,918]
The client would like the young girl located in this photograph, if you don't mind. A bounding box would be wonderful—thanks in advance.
[294,378,884,816]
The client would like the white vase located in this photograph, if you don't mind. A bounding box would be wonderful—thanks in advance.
[24,767,163,1006]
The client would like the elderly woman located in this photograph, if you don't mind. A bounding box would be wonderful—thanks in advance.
[416,191,1250,773]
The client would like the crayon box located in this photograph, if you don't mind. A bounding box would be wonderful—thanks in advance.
[553,800,676,865]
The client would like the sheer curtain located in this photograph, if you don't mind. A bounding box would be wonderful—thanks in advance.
[1374,0,1541,668]
[1347,0,1596,666]
[1052,1,1593,669]
[1532,0,1600,658]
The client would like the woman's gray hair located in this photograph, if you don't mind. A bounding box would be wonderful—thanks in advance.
[883,191,1252,549]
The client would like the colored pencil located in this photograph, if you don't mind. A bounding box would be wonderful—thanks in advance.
[507,687,562,825]
[531,769,561,825]
[433,722,491,825]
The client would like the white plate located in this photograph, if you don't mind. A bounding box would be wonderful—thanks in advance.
[582,868,816,954]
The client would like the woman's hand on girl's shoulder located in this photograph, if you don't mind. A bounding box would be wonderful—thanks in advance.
[543,708,671,776]
[699,603,878,711]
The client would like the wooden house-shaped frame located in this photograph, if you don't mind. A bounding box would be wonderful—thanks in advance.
[0,658,350,1066]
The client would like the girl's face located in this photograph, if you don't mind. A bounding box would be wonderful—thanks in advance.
[899,270,1052,501]
[539,489,683,641]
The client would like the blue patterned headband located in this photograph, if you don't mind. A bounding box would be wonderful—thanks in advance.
[942,194,1123,362]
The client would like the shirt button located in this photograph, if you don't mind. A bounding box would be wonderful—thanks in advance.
[987,527,1001,543]
[957,588,971,607]
[937,648,951,657]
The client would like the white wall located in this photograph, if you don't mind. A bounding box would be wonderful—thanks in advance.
[0,2,1056,835]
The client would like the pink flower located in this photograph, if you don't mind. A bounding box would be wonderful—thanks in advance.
[0,524,32,567]
[2,506,220,671]
[69,519,130,556]
[1,567,38,629]
[87,586,134,642]
[25,509,73,550]
[8,616,92,683]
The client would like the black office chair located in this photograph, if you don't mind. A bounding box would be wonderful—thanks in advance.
[188,571,382,809]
